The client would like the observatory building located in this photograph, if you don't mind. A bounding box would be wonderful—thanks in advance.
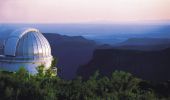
[0,28,53,73]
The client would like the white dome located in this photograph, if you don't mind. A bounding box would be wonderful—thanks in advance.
[0,28,53,73]
[4,28,51,58]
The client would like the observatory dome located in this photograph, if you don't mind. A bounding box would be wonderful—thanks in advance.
[0,28,53,73]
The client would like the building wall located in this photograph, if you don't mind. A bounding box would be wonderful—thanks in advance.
[0,57,52,73]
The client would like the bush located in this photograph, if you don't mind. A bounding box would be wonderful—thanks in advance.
[0,69,169,100]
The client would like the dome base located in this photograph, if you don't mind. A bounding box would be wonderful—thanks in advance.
[0,55,53,74]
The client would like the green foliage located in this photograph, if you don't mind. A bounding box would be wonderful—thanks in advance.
[0,69,169,100]
[36,65,46,78]
[15,67,30,81]
[4,87,14,100]
[51,57,57,68]
[36,64,57,78]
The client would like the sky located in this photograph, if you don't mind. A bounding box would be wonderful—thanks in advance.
[0,0,170,23]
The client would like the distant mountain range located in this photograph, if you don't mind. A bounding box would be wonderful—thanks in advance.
[1,23,170,36]
[44,33,170,80]
[77,48,170,82]
[118,38,170,46]
[113,38,170,51]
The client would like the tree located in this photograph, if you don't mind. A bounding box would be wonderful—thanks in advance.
[36,65,46,78]
[51,57,57,68]
[15,67,30,82]
[0,67,169,100]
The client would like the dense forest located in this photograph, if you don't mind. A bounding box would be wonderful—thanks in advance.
[0,66,170,100]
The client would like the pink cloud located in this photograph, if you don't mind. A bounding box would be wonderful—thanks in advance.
[0,0,169,23]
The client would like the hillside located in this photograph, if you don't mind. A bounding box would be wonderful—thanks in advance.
[44,33,170,80]
[77,48,170,82]
[44,33,98,79]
